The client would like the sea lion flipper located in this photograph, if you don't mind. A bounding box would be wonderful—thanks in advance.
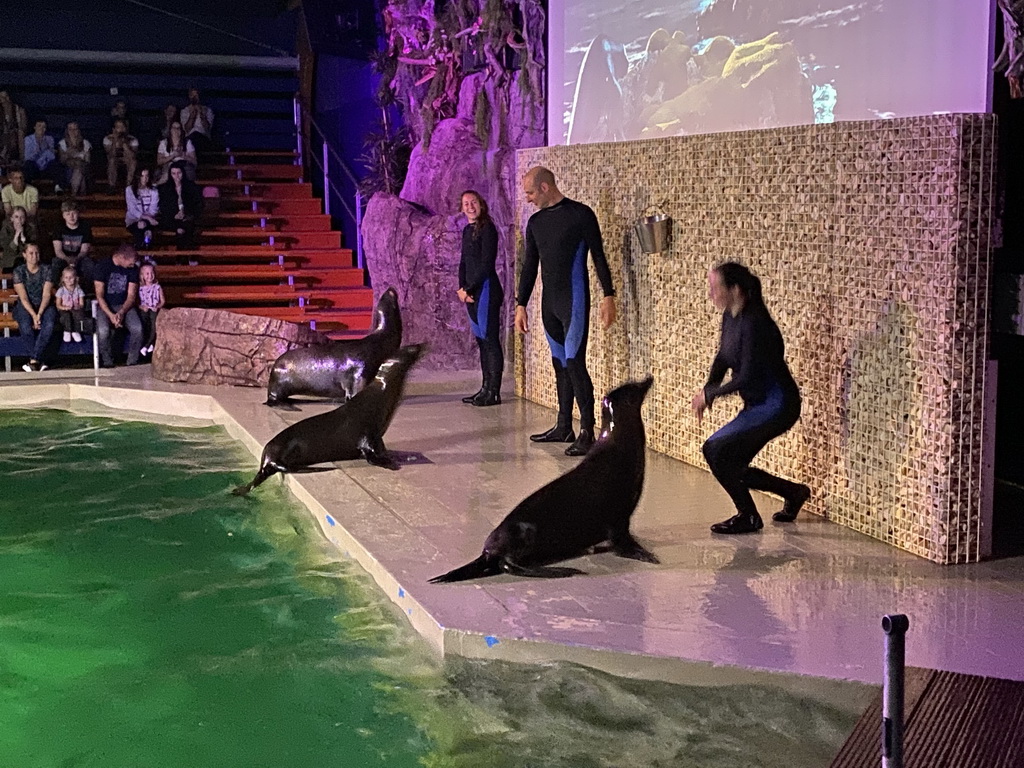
[361,434,398,470]
[231,460,284,496]
[611,533,660,564]
[501,561,585,579]
[428,554,500,583]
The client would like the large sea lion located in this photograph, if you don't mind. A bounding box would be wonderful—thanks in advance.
[234,343,425,496]
[429,376,659,582]
[265,286,402,407]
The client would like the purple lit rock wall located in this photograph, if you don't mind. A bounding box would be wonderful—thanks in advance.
[361,0,546,370]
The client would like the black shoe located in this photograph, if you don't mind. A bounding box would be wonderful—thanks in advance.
[564,428,594,456]
[462,388,484,404]
[710,512,764,534]
[530,424,575,443]
[471,390,501,407]
[773,484,811,522]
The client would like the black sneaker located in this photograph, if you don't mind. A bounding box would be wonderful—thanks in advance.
[773,484,811,522]
[711,513,764,534]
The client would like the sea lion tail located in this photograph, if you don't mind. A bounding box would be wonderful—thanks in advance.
[428,554,500,584]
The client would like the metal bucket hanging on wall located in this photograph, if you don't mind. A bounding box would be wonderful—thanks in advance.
[634,208,672,254]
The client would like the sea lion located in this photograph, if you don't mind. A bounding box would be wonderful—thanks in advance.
[234,343,425,496]
[265,286,402,407]
[566,34,630,144]
[429,376,659,582]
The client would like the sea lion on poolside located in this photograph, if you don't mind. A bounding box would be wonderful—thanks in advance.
[265,286,402,407]
[234,343,425,495]
[429,376,659,582]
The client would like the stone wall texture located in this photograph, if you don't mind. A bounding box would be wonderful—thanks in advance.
[516,114,996,564]
[152,307,328,387]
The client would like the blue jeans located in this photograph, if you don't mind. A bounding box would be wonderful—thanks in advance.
[95,303,143,366]
[13,303,58,363]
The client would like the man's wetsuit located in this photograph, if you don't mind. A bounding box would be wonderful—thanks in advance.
[517,197,615,432]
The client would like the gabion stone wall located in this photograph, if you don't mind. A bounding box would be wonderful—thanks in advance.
[515,114,996,564]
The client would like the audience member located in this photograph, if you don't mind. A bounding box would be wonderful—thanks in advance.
[22,119,61,185]
[156,121,196,183]
[110,99,129,127]
[137,261,164,357]
[158,162,202,251]
[0,90,27,174]
[52,199,95,288]
[1,206,37,271]
[103,118,139,189]
[2,169,39,219]
[58,122,92,196]
[180,87,214,152]
[55,265,86,343]
[158,103,179,141]
[94,244,143,368]
[125,168,160,249]
[12,242,57,372]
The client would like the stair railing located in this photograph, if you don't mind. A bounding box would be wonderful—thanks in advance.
[293,95,364,270]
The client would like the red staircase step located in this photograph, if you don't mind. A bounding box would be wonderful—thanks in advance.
[198,164,303,181]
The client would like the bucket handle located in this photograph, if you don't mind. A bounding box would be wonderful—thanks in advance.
[642,199,669,218]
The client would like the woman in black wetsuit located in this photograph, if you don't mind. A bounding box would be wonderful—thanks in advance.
[457,190,504,406]
[691,262,811,534]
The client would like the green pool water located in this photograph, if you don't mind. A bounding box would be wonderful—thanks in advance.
[0,408,864,768]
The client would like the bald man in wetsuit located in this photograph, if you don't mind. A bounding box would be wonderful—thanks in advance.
[515,166,616,456]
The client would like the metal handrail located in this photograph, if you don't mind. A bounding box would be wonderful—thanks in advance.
[293,95,365,269]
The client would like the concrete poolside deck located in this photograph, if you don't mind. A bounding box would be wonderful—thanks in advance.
[3,367,1024,691]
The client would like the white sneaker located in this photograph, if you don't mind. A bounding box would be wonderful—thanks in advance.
[63,331,72,342]
[148,344,155,354]
[140,346,148,357]
[22,363,34,372]
[39,364,48,372]
[54,184,63,193]
[71,331,82,342]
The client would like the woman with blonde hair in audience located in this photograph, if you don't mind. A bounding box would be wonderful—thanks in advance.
[1,205,37,271]
[156,121,196,183]
[58,121,92,196]
[125,168,160,249]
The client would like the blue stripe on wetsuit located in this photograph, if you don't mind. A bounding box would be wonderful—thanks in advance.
[707,383,787,445]
[545,241,588,366]
[469,277,491,340]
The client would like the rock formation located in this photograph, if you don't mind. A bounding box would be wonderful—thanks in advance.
[151,307,327,387]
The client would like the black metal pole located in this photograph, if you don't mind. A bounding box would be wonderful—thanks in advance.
[881,614,910,768]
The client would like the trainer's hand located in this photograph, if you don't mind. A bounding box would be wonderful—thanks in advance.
[515,305,529,334]
[691,389,707,425]
[600,295,616,329]
[456,288,468,303]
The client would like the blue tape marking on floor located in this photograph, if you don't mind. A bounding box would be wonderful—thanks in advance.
[325,514,336,527]
[485,636,499,647]
[398,587,405,598]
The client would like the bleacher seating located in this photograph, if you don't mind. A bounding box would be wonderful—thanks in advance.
[1,58,373,370]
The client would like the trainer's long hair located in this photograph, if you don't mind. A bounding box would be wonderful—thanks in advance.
[713,261,765,311]
[460,189,492,237]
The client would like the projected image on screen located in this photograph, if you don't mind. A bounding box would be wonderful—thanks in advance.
[559,0,991,145]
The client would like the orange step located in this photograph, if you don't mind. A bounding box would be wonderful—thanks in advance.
[83,211,332,232]
[198,164,303,181]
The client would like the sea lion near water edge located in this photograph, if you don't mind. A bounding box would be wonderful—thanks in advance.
[265,286,402,407]
[429,376,659,582]
[234,343,425,496]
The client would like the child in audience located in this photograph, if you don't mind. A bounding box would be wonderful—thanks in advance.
[55,265,85,343]
[138,262,164,356]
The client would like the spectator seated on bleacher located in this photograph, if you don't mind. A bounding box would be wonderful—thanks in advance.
[1,169,39,220]
[158,161,202,252]
[103,119,138,189]
[52,199,95,289]
[11,242,57,372]
[110,99,130,129]
[23,119,61,186]
[180,88,214,153]
[158,103,179,142]
[94,244,143,368]
[58,122,92,196]
[55,264,86,343]
[125,168,159,249]
[1,206,37,271]
[155,121,196,184]
[0,90,27,175]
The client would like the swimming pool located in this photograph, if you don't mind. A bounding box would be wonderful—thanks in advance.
[0,408,863,767]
